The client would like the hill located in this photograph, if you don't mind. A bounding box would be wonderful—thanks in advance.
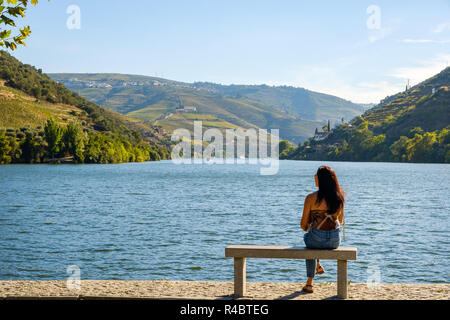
[286,67,450,163]
[191,82,365,122]
[0,52,171,164]
[48,73,366,143]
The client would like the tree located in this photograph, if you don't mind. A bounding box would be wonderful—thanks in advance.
[44,118,63,158]
[279,140,294,159]
[0,0,44,52]
[20,131,44,163]
[0,130,12,164]
[30,86,41,99]
[62,120,85,162]
[409,127,424,138]
[84,134,102,163]
[408,132,437,163]
[438,128,450,145]
[320,120,331,132]
[20,131,34,163]
[390,136,409,162]
[346,121,373,160]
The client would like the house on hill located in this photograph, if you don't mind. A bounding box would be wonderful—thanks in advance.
[313,130,330,141]
[176,106,197,113]
[313,120,332,141]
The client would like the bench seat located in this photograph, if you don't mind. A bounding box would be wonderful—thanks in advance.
[225,245,357,299]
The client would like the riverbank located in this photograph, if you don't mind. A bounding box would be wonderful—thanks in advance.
[0,281,448,300]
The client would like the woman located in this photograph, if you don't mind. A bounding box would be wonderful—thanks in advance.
[300,166,345,293]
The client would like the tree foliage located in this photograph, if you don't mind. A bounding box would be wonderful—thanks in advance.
[279,140,295,159]
[0,4,172,165]
[290,123,450,164]
[0,120,170,164]
[62,120,85,162]
[0,0,43,52]
[287,67,450,164]
[44,117,63,158]
[0,51,146,144]
[0,51,172,164]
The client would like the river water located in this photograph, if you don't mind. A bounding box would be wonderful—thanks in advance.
[0,160,448,283]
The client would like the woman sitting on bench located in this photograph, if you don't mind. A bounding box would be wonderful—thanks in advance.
[300,166,345,293]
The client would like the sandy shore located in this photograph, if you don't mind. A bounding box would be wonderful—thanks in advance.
[0,281,448,300]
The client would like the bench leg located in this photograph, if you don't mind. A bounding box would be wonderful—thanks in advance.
[234,257,246,297]
[337,260,348,299]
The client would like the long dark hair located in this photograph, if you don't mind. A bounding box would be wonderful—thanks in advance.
[316,166,345,214]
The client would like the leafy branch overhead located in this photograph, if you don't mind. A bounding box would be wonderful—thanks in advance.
[0,0,43,51]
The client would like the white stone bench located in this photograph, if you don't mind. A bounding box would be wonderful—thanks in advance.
[225,245,357,299]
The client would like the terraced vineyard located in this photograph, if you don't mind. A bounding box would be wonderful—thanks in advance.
[49,73,366,143]
[286,67,450,163]
[0,51,172,164]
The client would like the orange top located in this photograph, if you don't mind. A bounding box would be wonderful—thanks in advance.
[300,191,344,232]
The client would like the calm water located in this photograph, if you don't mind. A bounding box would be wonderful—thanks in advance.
[0,161,449,283]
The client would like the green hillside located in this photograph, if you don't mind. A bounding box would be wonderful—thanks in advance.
[192,82,365,122]
[286,67,450,163]
[49,73,365,143]
[0,52,171,164]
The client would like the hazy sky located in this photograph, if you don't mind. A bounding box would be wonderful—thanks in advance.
[9,0,450,103]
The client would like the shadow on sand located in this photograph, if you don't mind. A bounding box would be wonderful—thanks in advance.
[214,292,342,300]
[276,291,341,300]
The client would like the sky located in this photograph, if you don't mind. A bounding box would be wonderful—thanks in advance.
[8,0,450,104]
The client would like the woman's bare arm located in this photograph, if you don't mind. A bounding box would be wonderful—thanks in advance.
[300,195,311,231]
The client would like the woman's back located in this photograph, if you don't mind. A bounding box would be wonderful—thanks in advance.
[307,191,343,231]
[300,166,345,293]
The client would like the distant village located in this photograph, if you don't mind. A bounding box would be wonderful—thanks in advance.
[62,77,216,93]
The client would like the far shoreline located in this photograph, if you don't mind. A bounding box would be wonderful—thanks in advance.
[1,159,449,166]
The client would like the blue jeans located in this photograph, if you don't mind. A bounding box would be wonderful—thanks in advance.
[303,228,341,278]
